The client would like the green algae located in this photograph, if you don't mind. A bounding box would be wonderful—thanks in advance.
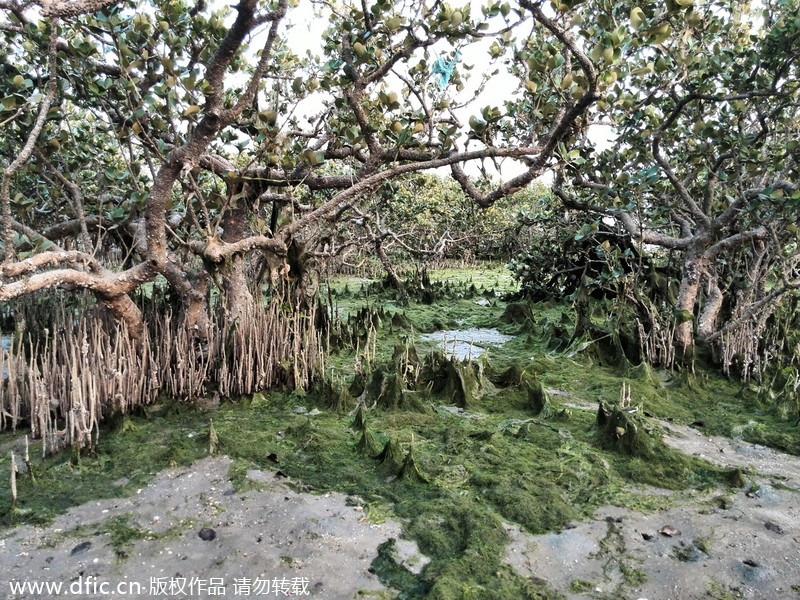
[377,437,405,476]
[594,401,662,458]
[357,427,384,456]
[399,436,429,484]
[527,376,552,417]
[0,401,208,528]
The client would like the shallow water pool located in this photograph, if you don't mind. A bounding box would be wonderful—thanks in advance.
[419,328,514,360]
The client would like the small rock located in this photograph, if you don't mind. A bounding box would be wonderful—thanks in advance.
[642,533,654,541]
[659,525,681,537]
[739,559,762,582]
[198,528,216,541]
[677,545,705,563]
[765,521,784,535]
[752,484,782,503]
[70,542,91,556]
[393,538,430,575]
[743,558,759,568]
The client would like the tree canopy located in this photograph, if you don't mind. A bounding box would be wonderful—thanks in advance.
[0,0,598,337]
[553,0,799,365]
[0,0,798,371]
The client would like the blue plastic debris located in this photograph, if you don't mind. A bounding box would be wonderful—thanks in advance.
[431,51,461,89]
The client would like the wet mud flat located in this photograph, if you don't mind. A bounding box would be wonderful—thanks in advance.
[0,456,424,599]
[505,423,800,600]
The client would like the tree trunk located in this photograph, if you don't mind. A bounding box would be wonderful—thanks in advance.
[375,236,401,288]
[674,250,708,352]
[184,273,211,338]
[697,273,724,339]
[100,294,146,342]
[221,256,254,323]
[220,187,255,323]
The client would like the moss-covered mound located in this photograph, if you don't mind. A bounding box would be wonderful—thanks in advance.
[594,401,663,458]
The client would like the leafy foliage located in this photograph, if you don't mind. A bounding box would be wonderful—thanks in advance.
[548,0,800,366]
[323,174,549,279]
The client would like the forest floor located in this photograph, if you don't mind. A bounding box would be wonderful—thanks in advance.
[2,266,800,599]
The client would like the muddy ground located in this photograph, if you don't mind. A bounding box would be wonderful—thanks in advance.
[506,420,800,599]
[1,420,800,599]
[0,454,430,599]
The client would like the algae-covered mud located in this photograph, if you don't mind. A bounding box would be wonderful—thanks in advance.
[2,266,800,599]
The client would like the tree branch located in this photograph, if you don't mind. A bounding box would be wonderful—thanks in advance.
[282,145,548,239]
[188,235,286,263]
[220,0,287,123]
[0,249,101,278]
[704,226,767,260]
[34,149,93,251]
[2,16,60,263]
[453,0,599,207]
[651,94,712,228]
